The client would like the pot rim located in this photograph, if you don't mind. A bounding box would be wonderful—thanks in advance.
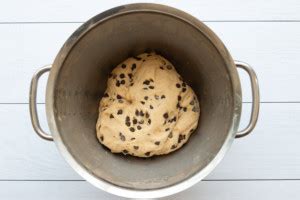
[46,3,242,198]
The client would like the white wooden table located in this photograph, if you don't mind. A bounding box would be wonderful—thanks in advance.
[1,1,300,199]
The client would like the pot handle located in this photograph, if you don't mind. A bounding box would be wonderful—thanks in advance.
[235,61,260,138]
[29,65,53,141]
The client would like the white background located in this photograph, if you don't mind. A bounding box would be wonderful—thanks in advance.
[0,1,299,199]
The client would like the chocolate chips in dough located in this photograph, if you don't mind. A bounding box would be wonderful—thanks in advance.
[96,52,200,157]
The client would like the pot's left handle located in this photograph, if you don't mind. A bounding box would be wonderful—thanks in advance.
[29,65,53,141]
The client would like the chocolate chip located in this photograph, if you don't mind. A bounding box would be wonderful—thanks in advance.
[120,73,125,78]
[182,88,187,92]
[182,82,187,87]
[176,103,181,109]
[171,145,176,149]
[100,136,104,141]
[160,66,164,70]
[145,112,150,118]
[166,65,172,70]
[150,105,154,109]
[128,73,133,79]
[134,146,139,150]
[143,80,150,85]
[121,64,126,69]
[176,83,181,88]
[183,107,187,112]
[142,59,145,62]
[144,96,149,100]
[178,95,182,101]
[117,109,123,115]
[139,120,144,124]
[190,100,195,105]
[140,101,145,105]
[145,152,151,156]
[148,119,151,124]
[178,76,183,81]
[125,121,131,127]
[116,81,121,87]
[119,132,126,141]
[130,127,135,132]
[135,109,139,116]
[126,116,130,121]
[168,132,173,138]
[140,110,144,117]
[116,94,122,99]
[165,128,170,131]
[163,112,169,119]
[149,86,154,89]
[130,82,134,86]
[133,56,141,60]
[133,118,137,125]
[172,116,177,122]
[118,99,124,103]
[103,93,109,98]
[131,63,136,70]
[161,95,166,99]
[154,95,159,100]
[169,117,176,123]
[150,78,154,82]
[155,141,160,145]
[120,80,125,85]
[110,114,114,119]
[131,137,136,140]
[137,125,142,130]
[143,87,148,90]
[178,134,185,143]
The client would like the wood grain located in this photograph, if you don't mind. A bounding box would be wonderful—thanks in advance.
[1,0,300,22]
[0,180,299,200]
[1,22,300,103]
[0,103,299,180]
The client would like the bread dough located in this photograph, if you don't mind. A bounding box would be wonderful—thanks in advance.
[96,52,200,157]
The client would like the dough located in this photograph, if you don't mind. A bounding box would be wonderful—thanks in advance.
[96,52,200,157]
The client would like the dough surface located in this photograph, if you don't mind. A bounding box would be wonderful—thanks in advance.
[96,53,200,157]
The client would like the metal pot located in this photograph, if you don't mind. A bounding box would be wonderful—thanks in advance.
[29,3,259,199]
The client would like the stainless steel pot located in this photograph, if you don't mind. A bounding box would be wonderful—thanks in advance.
[29,3,259,198]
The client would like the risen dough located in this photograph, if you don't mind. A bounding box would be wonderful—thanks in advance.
[96,52,200,157]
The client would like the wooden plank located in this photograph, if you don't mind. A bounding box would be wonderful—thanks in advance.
[0,23,78,104]
[0,104,79,180]
[0,180,299,200]
[208,102,300,179]
[0,103,300,180]
[207,22,300,103]
[1,0,300,22]
[1,22,300,103]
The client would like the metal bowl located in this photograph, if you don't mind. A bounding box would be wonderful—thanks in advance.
[29,3,259,198]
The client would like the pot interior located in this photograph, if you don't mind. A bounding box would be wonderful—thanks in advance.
[52,11,238,189]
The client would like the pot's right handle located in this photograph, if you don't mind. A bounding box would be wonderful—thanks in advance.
[29,65,53,141]
[235,61,260,138]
